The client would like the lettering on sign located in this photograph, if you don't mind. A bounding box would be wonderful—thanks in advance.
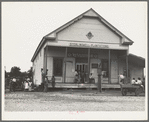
[67,53,98,58]
[69,43,109,48]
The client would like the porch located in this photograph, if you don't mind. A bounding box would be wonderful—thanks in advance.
[48,83,120,89]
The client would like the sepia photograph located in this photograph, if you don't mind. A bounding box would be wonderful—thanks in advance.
[2,1,147,120]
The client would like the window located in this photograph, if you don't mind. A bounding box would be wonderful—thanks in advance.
[102,59,108,78]
[53,58,63,76]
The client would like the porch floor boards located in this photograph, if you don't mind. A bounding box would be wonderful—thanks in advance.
[48,83,120,88]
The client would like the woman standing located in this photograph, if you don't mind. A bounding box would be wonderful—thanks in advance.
[24,79,29,92]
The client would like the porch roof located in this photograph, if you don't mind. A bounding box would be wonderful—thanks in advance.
[121,53,145,67]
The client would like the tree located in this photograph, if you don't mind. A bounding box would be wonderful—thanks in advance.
[10,66,21,77]
[27,67,32,77]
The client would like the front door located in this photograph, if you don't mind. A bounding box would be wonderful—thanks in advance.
[76,63,88,82]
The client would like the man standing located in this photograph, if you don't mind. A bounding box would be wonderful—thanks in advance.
[51,75,55,88]
[12,77,17,92]
[41,68,45,83]
[43,76,49,92]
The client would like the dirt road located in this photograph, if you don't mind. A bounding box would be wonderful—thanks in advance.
[5,89,145,111]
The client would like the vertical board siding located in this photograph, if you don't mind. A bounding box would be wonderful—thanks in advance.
[33,48,44,85]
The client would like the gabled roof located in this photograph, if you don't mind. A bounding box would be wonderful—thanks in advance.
[31,8,134,62]
[44,8,134,44]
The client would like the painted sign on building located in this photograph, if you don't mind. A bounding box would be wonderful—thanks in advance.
[69,43,109,48]
[67,52,98,58]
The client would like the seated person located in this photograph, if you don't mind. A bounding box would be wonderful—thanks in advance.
[142,78,145,86]
[142,78,145,91]
[74,70,78,76]
[74,74,78,83]
[135,77,142,85]
[135,77,144,90]
[89,73,95,83]
[131,78,136,84]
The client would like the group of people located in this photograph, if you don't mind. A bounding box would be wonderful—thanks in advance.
[131,77,145,91]
[74,70,95,84]
[23,77,32,92]
[119,74,145,91]
[9,76,32,92]
[41,68,55,92]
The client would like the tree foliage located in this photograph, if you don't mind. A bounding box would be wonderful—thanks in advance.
[10,66,21,77]
[27,67,33,78]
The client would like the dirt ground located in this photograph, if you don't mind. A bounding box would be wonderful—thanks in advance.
[4,89,145,111]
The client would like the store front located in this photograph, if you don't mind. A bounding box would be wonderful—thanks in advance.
[31,8,145,88]
[44,45,128,86]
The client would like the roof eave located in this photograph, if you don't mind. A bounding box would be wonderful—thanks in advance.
[122,41,134,45]
[31,37,46,62]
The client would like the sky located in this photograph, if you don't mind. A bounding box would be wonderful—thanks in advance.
[2,2,147,72]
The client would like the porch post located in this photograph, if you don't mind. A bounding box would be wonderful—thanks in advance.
[108,49,111,84]
[88,48,91,82]
[118,56,119,83]
[64,47,68,83]
[45,46,48,75]
[126,50,128,78]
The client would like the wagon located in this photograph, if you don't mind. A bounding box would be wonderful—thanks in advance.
[120,84,143,96]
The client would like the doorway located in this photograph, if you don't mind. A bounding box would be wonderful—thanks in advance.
[76,63,88,83]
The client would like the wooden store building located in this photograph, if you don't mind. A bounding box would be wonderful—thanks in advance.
[31,8,145,89]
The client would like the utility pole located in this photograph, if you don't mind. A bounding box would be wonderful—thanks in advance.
[97,63,102,93]
[98,74,102,92]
